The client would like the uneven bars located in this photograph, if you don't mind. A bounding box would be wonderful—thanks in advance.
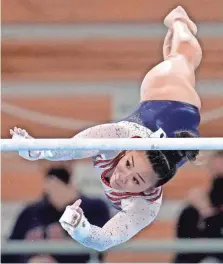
[1,138,223,151]
[2,239,223,254]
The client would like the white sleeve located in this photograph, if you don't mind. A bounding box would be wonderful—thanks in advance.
[19,123,130,161]
[69,196,162,251]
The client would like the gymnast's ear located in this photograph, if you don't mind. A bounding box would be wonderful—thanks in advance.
[175,131,199,162]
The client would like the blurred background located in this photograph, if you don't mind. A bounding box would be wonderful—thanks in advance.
[1,0,223,263]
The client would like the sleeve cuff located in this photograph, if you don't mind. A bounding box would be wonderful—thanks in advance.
[71,214,91,241]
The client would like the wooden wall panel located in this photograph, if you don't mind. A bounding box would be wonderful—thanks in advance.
[1,95,111,138]
[2,155,43,200]
[2,38,223,81]
[199,96,223,137]
[106,252,172,263]
[163,165,210,200]
[1,154,75,201]
[2,0,223,23]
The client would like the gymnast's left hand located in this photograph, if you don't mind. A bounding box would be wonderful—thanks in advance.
[10,127,42,159]
[10,127,33,139]
[59,199,83,235]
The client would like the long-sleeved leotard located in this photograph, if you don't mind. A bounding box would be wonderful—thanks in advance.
[18,121,161,161]
[68,195,162,251]
[65,151,162,252]
[16,121,165,251]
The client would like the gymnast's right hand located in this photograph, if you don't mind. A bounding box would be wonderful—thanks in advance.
[10,127,41,159]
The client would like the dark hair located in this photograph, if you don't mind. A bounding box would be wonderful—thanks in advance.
[209,176,223,208]
[146,131,199,187]
[46,167,71,184]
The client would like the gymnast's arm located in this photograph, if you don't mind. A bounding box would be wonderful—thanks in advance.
[14,123,130,161]
[60,196,162,252]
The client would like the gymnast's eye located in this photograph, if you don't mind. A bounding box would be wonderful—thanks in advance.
[133,177,139,185]
[126,160,131,168]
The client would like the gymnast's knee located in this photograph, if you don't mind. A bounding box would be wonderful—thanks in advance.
[163,55,196,87]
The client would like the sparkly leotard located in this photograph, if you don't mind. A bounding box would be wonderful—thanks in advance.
[17,100,200,251]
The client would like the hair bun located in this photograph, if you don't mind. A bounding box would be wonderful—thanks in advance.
[175,131,199,161]
[147,130,200,188]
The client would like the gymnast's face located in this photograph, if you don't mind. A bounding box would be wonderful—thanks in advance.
[110,151,157,192]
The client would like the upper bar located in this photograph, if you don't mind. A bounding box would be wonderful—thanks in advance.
[1,138,223,151]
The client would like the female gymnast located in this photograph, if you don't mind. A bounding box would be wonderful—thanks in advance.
[10,6,202,251]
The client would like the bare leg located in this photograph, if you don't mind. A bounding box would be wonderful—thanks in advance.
[140,7,202,109]
[168,19,202,70]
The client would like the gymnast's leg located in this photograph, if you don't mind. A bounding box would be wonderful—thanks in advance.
[140,6,202,109]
